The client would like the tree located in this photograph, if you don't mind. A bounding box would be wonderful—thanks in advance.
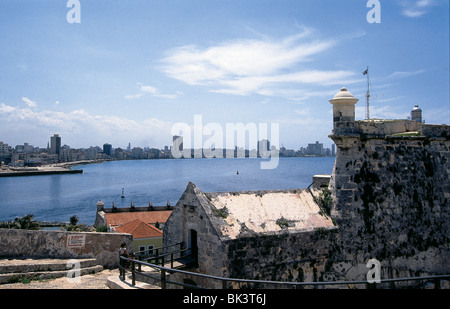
[66,215,93,232]
[13,214,40,230]
[69,215,79,226]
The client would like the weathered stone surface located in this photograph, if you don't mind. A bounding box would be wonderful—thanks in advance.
[0,229,132,268]
[329,119,450,282]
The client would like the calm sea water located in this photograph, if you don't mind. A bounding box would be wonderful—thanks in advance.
[0,157,335,224]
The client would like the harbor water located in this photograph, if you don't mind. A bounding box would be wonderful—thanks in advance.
[0,157,335,225]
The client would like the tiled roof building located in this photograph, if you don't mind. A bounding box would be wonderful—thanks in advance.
[114,219,163,239]
[94,201,172,231]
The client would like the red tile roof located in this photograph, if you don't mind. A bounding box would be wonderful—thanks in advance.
[104,210,171,228]
[115,219,163,239]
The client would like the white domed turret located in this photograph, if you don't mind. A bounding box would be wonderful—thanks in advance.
[332,87,356,99]
[330,87,359,134]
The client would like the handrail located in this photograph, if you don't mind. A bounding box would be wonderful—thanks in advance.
[134,242,183,256]
[119,256,450,289]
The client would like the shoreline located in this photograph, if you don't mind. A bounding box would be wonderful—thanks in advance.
[0,167,83,177]
[0,159,112,177]
[49,159,112,168]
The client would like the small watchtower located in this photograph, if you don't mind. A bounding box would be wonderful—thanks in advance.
[411,105,422,123]
[329,87,359,134]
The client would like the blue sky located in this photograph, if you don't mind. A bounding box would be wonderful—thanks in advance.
[0,0,448,150]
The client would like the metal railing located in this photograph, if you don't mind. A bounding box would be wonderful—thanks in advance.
[133,242,189,268]
[119,256,450,289]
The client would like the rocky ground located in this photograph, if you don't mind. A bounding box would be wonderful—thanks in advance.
[0,268,119,289]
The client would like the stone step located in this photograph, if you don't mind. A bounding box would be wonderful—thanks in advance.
[0,258,98,274]
[110,260,195,288]
[0,258,103,284]
[106,274,159,289]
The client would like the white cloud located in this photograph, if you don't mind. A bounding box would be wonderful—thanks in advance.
[0,103,173,148]
[21,97,37,108]
[400,0,435,17]
[160,30,358,97]
[124,83,181,100]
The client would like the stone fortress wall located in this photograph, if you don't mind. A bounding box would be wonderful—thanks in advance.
[0,228,132,268]
[328,88,449,282]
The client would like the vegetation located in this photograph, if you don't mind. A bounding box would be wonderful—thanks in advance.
[0,214,99,232]
[64,215,93,232]
[314,188,333,217]
[0,214,40,230]
[276,218,290,229]
[212,206,229,219]
[95,225,108,232]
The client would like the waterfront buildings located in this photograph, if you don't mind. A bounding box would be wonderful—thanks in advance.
[0,132,335,167]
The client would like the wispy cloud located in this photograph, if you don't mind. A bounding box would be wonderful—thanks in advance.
[400,0,435,18]
[387,69,426,79]
[21,97,37,108]
[160,30,358,98]
[124,83,181,100]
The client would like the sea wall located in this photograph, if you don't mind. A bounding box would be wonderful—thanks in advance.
[329,126,450,281]
[0,229,133,268]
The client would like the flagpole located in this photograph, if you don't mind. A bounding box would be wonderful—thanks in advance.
[364,66,370,120]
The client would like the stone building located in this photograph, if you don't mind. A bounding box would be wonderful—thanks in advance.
[163,182,337,288]
[162,87,449,288]
[115,219,163,257]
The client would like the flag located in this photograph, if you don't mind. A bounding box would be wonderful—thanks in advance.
[363,68,368,75]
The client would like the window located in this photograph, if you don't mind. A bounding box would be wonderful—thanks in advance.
[148,245,154,256]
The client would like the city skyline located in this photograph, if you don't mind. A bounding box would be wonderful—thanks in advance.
[0,133,335,168]
[0,1,448,150]
[1,134,334,155]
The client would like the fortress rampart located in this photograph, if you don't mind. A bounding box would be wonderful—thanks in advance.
[328,88,449,281]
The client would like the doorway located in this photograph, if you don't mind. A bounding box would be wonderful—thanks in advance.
[188,229,198,265]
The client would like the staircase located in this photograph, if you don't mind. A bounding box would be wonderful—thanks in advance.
[106,257,198,289]
[0,258,103,284]
[106,264,162,289]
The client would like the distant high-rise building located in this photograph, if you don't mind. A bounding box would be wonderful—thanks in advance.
[103,143,112,157]
[331,144,336,157]
[257,139,270,157]
[50,134,61,159]
[307,141,323,156]
[132,147,143,159]
[0,141,9,153]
